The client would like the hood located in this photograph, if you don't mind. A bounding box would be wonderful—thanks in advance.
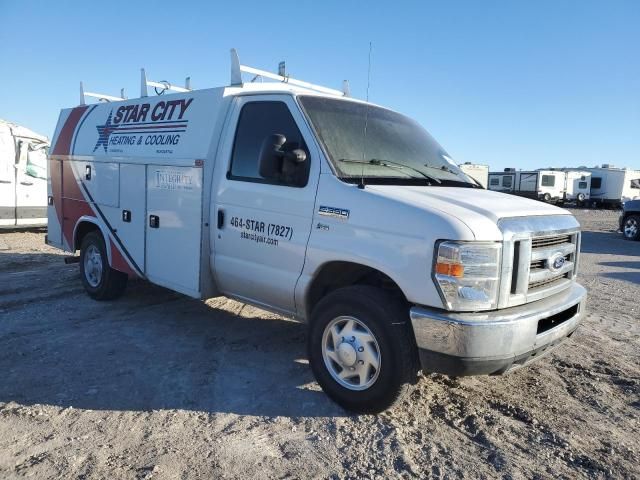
[366,185,570,241]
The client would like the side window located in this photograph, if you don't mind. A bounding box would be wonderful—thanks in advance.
[631,179,640,189]
[591,177,602,189]
[489,177,499,186]
[578,181,588,189]
[541,175,555,187]
[502,176,512,188]
[229,101,309,187]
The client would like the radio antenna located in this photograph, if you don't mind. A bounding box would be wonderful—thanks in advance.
[358,41,373,190]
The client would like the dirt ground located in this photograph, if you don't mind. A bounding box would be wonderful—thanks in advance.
[0,208,638,479]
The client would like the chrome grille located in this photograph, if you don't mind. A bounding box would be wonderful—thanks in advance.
[527,234,576,292]
[531,234,572,249]
[498,215,581,309]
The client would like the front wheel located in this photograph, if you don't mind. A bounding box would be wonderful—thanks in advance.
[308,286,418,413]
[543,193,552,202]
[623,215,640,241]
[80,231,128,300]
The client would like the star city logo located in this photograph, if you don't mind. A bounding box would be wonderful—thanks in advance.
[93,111,116,153]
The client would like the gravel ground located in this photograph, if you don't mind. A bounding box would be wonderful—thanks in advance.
[0,208,638,479]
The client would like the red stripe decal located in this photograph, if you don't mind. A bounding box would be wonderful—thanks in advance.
[51,106,90,156]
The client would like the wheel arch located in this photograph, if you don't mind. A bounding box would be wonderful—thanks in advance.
[73,217,112,264]
[303,261,407,321]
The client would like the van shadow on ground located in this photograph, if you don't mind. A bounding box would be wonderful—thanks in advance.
[580,231,639,256]
[0,255,347,418]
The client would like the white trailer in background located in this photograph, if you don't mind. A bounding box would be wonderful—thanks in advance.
[0,119,49,227]
[488,169,516,193]
[458,162,489,188]
[488,169,566,203]
[582,165,640,208]
[563,170,591,205]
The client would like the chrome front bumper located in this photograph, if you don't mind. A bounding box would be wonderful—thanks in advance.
[410,283,587,376]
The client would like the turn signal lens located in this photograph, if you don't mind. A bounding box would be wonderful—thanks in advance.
[435,262,464,277]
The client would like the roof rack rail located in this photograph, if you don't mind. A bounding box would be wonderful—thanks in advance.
[230,48,349,97]
[80,82,126,105]
[140,68,192,97]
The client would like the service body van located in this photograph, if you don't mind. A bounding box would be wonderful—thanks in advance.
[47,52,587,412]
[0,119,49,227]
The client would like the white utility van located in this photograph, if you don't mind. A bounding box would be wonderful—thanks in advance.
[582,165,640,208]
[0,119,49,227]
[46,50,586,413]
[458,163,489,189]
[488,169,566,204]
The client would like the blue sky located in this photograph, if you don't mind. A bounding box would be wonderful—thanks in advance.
[1,0,638,171]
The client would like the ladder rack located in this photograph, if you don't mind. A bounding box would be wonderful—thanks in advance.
[230,48,349,97]
[140,69,192,97]
[78,48,349,105]
[80,82,126,105]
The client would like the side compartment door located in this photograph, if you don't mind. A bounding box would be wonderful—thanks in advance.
[212,96,319,314]
[0,125,16,226]
[145,164,203,297]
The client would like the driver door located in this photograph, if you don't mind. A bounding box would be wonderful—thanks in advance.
[212,95,320,314]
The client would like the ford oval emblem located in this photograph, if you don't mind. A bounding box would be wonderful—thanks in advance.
[549,253,566,271]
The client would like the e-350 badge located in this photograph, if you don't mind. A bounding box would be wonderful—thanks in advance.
[318,205,350,220]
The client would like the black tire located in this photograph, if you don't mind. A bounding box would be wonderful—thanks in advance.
[622,215,640,241]
[577,193,586,204]
[308,286,418,414]
[79,231,128,300]
[543,193,552,203]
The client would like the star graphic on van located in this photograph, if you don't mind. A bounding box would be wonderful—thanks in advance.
[93,111,116,153]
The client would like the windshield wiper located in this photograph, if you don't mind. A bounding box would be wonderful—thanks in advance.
[339,158,441,184]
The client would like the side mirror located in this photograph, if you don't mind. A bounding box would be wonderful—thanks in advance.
[284,149,306,164]
[258,134,308,181]
[258,134,286,179]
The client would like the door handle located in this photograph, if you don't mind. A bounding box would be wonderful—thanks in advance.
[149,215,160,228]
[217,209,224,229]
[20,181,33,186]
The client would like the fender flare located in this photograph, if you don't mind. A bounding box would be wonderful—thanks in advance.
[72,216,114,266]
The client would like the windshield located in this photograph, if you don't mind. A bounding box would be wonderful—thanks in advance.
[298,96,476,187]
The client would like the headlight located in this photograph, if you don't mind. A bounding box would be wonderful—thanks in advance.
[433,241,502,311]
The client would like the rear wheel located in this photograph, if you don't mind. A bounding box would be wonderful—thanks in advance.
[79,231,128,300]
[623,215,640,241]
[308,286,418,413]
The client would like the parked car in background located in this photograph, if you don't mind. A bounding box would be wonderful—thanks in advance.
[0,119,49,228]
[620,199,640,241]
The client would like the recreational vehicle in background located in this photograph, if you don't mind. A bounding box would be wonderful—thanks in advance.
[582,165,640,208]
[458,162,489,188]
[488,169,566,203]
[563,170,591,205]
[488,168,516,193]
[0,119,49,227]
